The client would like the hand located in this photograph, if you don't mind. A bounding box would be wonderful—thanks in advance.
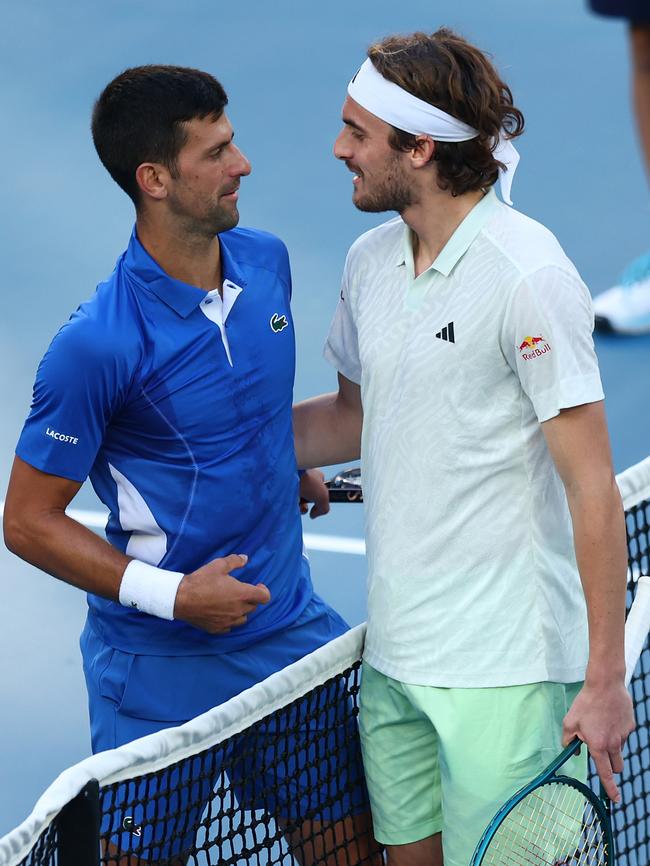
[299,469,330,519]
[173,554,270,634]
[562,678,635,802]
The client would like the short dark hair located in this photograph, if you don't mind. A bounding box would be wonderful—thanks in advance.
[368,29,524,197]
[91,65,228,205]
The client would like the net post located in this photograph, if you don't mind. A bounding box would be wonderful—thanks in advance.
[58,779,100,866]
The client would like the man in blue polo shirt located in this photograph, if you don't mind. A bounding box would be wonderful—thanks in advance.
[3,65,377,865]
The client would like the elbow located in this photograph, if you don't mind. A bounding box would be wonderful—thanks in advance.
[564,467,620,503]
[3,508,33,558]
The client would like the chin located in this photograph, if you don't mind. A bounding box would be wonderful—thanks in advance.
[225,208,240,229]
[354,197,391,214]
[352,192,370,211]
[210,208,239,234]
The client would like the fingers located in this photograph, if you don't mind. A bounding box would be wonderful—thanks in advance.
[561,717,579,749]
[299,469,331,519]
[221,553,248,571]
[216,614,249,633]
[309,498,330,519]
[609,742,625,775]
[212,554,270,605]
[308,477,330,519]
[250,582,271,604]
[592,749,621,802]
[237,581,271,608]
[562,715,624,802]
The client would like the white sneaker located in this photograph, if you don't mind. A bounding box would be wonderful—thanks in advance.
[593,280,650,334]
[593,252,650,334]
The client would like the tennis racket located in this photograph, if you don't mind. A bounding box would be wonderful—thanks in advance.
[326,467,363,503]
[470,575,650,866]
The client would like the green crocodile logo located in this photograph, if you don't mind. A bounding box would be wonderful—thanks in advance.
[270,313,288,333]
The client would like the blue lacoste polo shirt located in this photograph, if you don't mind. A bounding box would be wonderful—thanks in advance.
[16,226,313,654]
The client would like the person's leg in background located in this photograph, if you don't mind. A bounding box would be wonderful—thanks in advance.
[592,12,650,333]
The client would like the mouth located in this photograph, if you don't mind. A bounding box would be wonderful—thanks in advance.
[221,186,240,201]
[346,164,362,187]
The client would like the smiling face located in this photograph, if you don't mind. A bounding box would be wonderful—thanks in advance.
[163,112,251,236]
[333,96,416,214]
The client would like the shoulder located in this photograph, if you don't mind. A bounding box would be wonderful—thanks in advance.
[345,216,403,273]
[482,205,579,281]
[220,226,290,270]
[42,282,141,377]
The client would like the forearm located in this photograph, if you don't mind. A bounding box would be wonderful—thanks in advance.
[567,476,628,683]
[544,408,634,794]
[4,509,130,601]
[293,391,362,469]
[562,475,634,800]
[5,510,268,632]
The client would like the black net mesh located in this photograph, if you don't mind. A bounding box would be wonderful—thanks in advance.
[15,823,58,866]
[99,659,379,865]
[608,496,650,865]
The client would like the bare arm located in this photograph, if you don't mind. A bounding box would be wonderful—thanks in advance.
[293,373,363,469]
[3,456,269,633]
[542,402,635,801]
[3,456,128,596]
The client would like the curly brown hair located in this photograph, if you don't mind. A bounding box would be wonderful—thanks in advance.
[368,29,524,197]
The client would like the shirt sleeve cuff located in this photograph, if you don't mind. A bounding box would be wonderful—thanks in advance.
[323,342,362,385]
[14,445,89,484]
[531,373,605,423]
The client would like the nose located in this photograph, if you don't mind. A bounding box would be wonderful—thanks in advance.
[333,128,350,161]
[232,145,252,177]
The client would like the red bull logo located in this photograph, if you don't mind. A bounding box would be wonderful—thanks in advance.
[518,335,551,360]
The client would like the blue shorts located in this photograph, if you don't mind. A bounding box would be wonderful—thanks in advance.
[81,594,368,861]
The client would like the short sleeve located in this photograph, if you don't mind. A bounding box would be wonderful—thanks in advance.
[500,265,604,422]
[323,258,362,385]
[16,317,130,482]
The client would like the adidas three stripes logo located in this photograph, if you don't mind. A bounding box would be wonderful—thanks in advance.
[435,322,455,343]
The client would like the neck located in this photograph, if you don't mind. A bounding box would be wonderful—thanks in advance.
[402,186,486,278]
[135,210,222,292]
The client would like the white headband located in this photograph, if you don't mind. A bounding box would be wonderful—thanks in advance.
[348,58,519,206]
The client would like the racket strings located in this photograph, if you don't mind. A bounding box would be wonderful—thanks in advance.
[482,781,609,865]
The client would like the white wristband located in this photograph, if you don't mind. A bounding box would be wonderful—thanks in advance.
[118,560,185,621]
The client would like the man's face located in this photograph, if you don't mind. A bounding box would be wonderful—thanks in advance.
[333,96,415,213]
[165,112,251,235]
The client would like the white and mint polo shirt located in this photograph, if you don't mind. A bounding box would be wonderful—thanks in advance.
[17,226,313,654]
[325,188,603,687]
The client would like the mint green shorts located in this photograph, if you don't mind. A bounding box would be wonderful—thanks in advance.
[359,663,587,866]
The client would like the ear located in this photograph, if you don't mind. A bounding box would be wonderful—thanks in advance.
[135,162,170,202]
[409,135,435,169]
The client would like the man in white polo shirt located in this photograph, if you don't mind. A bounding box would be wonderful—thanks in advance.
[293,28,635,866]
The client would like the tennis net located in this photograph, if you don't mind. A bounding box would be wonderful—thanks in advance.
[2,455,650,866]
[611,456,650,865]
[0,622,377,866]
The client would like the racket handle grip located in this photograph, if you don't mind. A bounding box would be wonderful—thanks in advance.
[625,575,650,687]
